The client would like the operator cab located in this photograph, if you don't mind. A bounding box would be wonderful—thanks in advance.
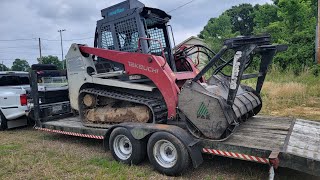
[94,0,178,73]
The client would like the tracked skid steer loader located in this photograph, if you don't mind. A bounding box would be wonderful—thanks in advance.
[65,0,287,140]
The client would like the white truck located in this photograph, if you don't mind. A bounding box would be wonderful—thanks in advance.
[0,71,29,130]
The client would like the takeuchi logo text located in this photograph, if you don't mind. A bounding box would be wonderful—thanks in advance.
[128,62,159,74]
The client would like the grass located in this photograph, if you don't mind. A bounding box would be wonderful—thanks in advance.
[0,128,318,180]
[0,68,319,179]
[243,67,320,121]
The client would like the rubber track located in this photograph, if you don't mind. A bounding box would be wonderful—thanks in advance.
[80,88,168,124]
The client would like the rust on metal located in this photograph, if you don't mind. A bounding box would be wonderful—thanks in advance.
[269,151,280,169]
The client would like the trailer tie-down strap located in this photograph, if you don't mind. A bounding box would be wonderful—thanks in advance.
[35,127,104,140]
[202,148,270,164]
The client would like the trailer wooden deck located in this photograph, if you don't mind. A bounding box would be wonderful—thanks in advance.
[38,117,107,138]
[223,116,293,151]
[37,115,320,177]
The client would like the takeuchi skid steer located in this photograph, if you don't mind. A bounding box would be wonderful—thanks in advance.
[66,0,286,141]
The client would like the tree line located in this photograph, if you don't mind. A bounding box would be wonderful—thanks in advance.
[0,56,64,72]
[199,0,318,74]
[1,0,317,74]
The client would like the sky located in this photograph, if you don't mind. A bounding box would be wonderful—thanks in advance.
[0,0,271,67]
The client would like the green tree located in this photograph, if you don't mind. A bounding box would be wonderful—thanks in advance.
[272,0,280,5]
[277,0,314,33]
[11,59,30,72]
[38,55,63,69]
[225,4,255,35]
[0,63,9,71]
[253,4,280,33]
[199,14,240,75]
[200,0,317,73]
[199,14,238,51]
[270,0,316,71]
[310,0,317,16]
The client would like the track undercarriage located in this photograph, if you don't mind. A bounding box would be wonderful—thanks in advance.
[79,88,168,128]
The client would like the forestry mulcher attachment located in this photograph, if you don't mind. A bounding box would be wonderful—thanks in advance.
[66,0,286,140]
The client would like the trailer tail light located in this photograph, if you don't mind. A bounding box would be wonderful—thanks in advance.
[20,94,27,106]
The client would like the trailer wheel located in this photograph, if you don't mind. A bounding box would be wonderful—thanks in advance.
[0,111,8,130]
[109,127,146,165]
[147,132,190,176]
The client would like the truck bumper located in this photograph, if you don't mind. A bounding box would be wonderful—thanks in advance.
[1,106,28,120]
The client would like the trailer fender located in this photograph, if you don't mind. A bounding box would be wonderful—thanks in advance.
[103,123,203,168]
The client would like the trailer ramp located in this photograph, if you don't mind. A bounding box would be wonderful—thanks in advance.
[281,119,320,176]
[286,119,320,160]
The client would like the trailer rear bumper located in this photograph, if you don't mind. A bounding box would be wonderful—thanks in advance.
[202,147,270,164]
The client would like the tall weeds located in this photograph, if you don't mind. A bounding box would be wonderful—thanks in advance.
[243,66,320,120]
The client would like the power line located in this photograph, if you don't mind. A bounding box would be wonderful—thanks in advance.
[0,37,94,42]
[0,38,37,42]
[168,0,196,13]
[0,48,60,53]
[0,51,39,54]
[41,38,63,41]
[0,46,39,50]
[41,37,94,41]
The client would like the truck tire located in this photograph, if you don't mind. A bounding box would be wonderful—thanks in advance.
[147,132,190,176]
[0,111,8,130]
[109,127,146,165]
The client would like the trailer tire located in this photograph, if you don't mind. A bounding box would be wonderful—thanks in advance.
[147,132,190,176]
[0,111,8,130]
[109,127,146,165]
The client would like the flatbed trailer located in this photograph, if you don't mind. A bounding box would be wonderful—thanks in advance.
[35,115,320,178]
[29,70,320,178]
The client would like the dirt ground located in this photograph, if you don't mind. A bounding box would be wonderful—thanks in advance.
[0,127,318,180]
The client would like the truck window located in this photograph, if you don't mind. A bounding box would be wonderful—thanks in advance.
[0,74,30,86]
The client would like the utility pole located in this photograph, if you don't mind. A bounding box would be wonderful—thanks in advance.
[58,29,66,69]
[317,1,320,64]
[38,38,42,64]
[1,61,4,71]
